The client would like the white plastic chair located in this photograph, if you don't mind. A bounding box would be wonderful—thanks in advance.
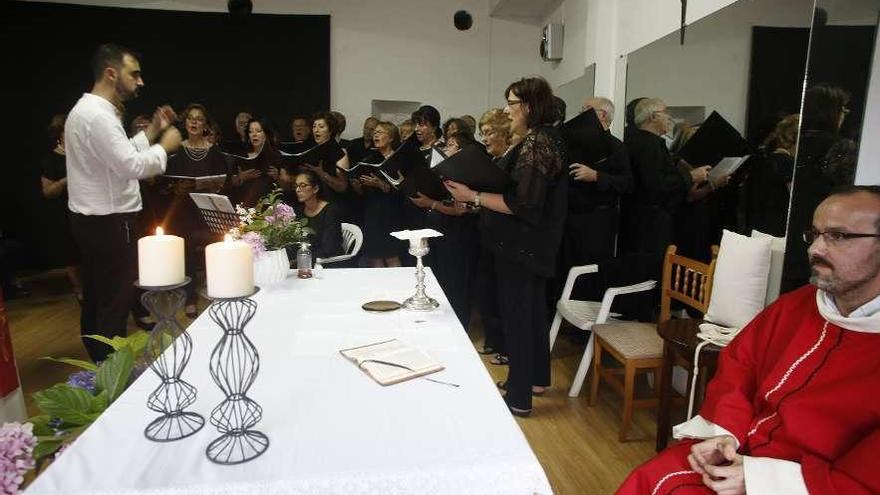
[548,264,657,397]
[316,223,363,265]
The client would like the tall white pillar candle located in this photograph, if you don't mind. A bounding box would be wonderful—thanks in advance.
[138,227,185,287]
[205,235,254,298]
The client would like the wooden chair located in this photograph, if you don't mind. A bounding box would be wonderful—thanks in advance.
[589,245,718,442]
[548,264,656,398]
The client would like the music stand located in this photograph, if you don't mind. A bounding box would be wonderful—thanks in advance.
[189,193,239,235]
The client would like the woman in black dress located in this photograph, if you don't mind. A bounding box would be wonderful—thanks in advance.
[294,112,349,203]
[293,170,342,260]
[409,132,480,330]
[741,114,798,237]
[40,114,82,302]
[161,103,230,316]
[227,117,281,207]
[446,77,567,417]
[782,84,857,292]
[472,108,514,361]
[355,121,403,267]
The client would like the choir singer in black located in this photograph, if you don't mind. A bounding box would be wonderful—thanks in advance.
[445,77,567,417]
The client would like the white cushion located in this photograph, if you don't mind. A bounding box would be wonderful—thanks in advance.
[704,230,772,329]
[751,230,786,306]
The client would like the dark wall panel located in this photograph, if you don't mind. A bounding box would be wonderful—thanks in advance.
[0,1,330,268]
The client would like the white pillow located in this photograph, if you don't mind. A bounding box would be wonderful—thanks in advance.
[751,230,786,306]
[704,230,772,329]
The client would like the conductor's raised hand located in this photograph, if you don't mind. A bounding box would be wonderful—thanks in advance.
[152,105,176,131]
[159,127,182,154]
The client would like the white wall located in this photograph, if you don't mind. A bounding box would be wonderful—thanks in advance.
[539,0,589,90]
[21,0,542,139]
[524,0,745,135]
[626,0,814,133]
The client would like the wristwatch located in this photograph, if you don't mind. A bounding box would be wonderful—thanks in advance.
[473,192,482,207]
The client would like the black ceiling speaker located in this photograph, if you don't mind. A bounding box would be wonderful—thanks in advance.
[454,10,473,31]
[228,0,253,15]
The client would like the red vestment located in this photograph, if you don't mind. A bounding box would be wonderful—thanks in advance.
[617,285,880,494]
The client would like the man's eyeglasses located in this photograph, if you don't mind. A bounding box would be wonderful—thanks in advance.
[802,229,880,244]
[294,183,314,190]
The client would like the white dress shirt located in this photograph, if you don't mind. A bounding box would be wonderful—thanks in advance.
[65,93,167,215]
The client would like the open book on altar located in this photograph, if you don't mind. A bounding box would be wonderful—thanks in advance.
[340,339,444,386]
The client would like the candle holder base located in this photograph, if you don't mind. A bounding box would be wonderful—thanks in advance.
[145,411,205,443]
[134,277,205,442]
[402,294,440,312]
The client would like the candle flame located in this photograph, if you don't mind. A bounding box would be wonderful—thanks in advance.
[224,234,232,242]
[156,226,164,236]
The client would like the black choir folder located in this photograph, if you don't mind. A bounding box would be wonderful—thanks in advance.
[340,339,444,386]
[280,139,344,175]
[433,144,508,193]
[677,111,750,166]
[560,108,614,165]
[346,136,422,181]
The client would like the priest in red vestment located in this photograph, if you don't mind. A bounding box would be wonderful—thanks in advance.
[617,185,880,495]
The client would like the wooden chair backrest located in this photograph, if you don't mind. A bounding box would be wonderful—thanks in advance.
[659,245,719,323]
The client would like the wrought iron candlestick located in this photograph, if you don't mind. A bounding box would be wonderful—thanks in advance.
[135,277,205,442]
[402,238,440,311]
[205,287,269,465]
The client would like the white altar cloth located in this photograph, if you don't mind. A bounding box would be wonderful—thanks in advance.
[26,268,552,495]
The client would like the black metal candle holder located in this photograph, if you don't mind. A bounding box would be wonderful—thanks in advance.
[135,277,205,442]
[204,287,269,465]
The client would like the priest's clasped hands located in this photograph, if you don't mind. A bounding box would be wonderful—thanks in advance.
[687,435,745,495]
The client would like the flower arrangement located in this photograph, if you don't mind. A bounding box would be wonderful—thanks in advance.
[17,331,151,485]
[231,190,313,257]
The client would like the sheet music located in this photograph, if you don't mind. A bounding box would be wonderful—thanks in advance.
[709,155,750,181]
[189,193,236,213]
[429,148,447,168]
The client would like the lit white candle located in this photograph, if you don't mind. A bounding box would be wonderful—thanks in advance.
[205,235,254,298]
[138,227,185,287]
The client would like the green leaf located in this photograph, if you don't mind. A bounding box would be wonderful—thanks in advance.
[33,438,64,461]
[28,415,55,436]
[33,384,104,426]
[83,334,128,351]
[124,331,151,357]
[95,347,134,403]
[40,357,98,372]
[83,332,150,356]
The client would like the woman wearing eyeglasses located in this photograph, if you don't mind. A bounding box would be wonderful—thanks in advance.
[161,103,231,317]
[293,170,342,260]
[356,121,404,268]
[445,77,567,417]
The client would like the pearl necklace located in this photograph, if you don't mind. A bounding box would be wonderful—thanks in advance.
[183,142,209,161]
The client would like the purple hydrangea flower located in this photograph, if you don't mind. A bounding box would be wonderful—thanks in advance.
[67,370,97,395]
[0,422,37,494]
[273,203,295,221]
[241,231,266,257]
